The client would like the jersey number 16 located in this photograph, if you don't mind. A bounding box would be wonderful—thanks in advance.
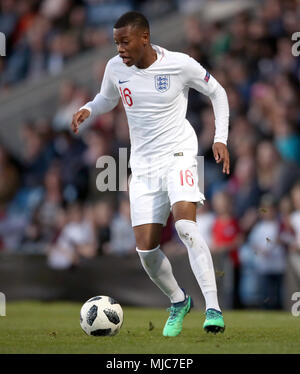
[119,87,133,107]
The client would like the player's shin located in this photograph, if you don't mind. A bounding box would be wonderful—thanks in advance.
[175,219,221,312]
[136,245,185,303]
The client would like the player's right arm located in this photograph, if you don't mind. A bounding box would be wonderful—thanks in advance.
[71,59,119,134]
[71,108,91,134]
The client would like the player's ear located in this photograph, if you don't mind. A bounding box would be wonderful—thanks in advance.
[141,30,149,46]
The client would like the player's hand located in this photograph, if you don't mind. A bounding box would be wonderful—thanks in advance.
[71,109,90,134]
[212,142,230,175]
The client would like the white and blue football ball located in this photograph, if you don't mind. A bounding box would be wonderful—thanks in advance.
[80,296,123,336]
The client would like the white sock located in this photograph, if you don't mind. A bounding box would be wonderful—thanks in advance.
[175,219,221,312]
[136,245,185,304]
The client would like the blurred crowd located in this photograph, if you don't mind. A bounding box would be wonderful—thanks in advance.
[0,0,178,91]
[1,0,300,310]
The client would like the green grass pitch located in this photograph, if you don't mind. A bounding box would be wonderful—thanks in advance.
[0,301,300,354]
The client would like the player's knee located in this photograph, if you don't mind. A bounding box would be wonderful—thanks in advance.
[133,224,162,250]
[134,232,161,250]
[135,240,160,251]
[175,219,197,247]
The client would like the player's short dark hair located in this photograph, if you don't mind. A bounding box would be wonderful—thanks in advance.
[114,11,149,31]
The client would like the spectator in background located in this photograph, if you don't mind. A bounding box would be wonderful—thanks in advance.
[211,190,242,308]
[12,0,38,45]
[82,25,110,51]
[227,155,261,220]
[82,127,111,201]
[3,13,50,86]
[20,163,65,252]
[239,241,260,308]
[40,0,71,21]
[47,202,96,270]
[228,116,257,161]
[0,119,56,243]
[273,121,300,166]
[93,199,114,255]
[0,143,21,250]
[83,0,133,28]
[25,14,50,81]
[21,121,55,188]
[278,195,295,252]
[53,80,89,131]
[0,144,20,212]
[52,130,89,203]
[0,121,55,252]
[225,59,251,106]
[104,197,135,256]
[255,141,300,201]
[90,59,107,94]
[47,32,65,76]
[248,194,286,309]
[0,0,18,42]
[0,0,113,92]
[112,110,131,152]
[290,182,300,252]
[196,202,214,248]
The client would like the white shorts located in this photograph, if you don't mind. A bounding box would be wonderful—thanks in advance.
[129,153,205,227]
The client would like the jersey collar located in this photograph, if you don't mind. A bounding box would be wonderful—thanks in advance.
[131,45,164,72]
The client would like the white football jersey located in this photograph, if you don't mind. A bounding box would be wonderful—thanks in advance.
[83,45,228,175]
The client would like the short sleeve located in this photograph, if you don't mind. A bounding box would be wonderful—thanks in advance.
[99,59,120,100]
[181,55,218,96]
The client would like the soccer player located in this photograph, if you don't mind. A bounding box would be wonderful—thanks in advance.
[71,11,230,337]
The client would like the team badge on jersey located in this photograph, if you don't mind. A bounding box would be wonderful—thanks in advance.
[154,75,170,93]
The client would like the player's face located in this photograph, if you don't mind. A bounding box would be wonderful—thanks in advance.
[113,25,148,67]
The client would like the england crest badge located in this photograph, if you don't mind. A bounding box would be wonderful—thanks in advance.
[154,74,170,93]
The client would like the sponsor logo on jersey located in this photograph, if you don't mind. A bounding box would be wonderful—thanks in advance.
[204,71,210,83]
[119,80,130,84]
[154,74,170,93]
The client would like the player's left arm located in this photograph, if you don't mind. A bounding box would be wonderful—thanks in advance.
[182,56,230,174]
[209,83,230,175]
[212,142,230,175]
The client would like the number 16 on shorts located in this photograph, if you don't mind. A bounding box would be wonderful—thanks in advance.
[175,165,203,202]
[168,156,205,204]
[180,169,194,187]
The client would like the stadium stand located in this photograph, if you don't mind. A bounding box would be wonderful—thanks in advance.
[0,0,300,310]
